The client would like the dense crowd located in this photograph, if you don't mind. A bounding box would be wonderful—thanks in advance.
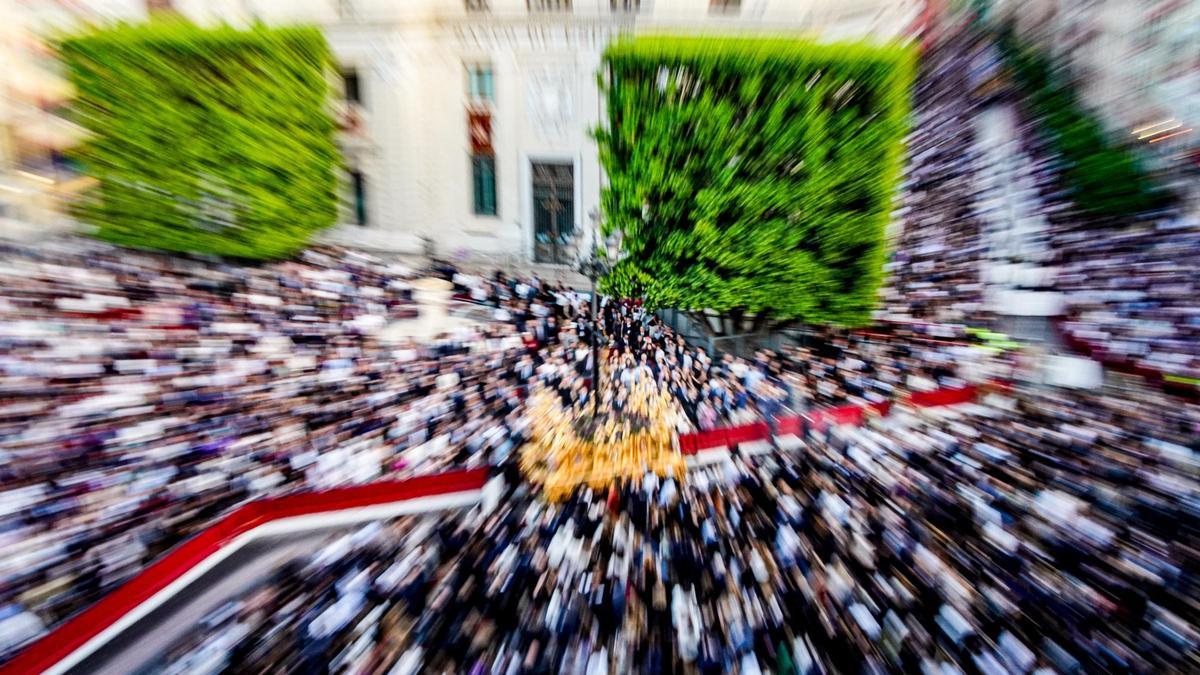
[881,25,985,324]
[21,238,1180,674]
[157,376,1199,674]
[1057,221,1200,381]
[0,240,561,660]
[4,20,1200,674]
[104,230,1197,674]
[885,21,1200,395]
[1,228,1196,671]
[453,272,967,436]
[0,232,996,664]
[576,308,975,437]
[980,58,1200,385]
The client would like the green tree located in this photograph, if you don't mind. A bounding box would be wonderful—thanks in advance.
[596,37,914,330]
[999,33,1172,223]
[60,21,340,259]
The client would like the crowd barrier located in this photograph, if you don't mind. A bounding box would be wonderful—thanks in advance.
[1,469,488,675]
[60,308,142,322]
[678,385,978,455]
[907,385,978,408]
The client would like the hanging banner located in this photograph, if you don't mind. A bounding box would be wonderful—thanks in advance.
[468,108,492,154]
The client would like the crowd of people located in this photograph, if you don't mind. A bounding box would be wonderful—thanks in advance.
[30,237,1182,674]
[4,19,1200,674]
[884,19,1200,398]
[994,88,1200,388]
[1056,221,1200,383]
[0,211,1047,664]
[980,50,1200,388]
[0,228,1012,666]
[881,24,986,324]
[0,239,565,660]
[0,231,988,664]
[450,271,965,439]
[0,238,1196,672]
[156,373,1199,674]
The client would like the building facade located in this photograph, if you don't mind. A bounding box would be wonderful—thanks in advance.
[3,0,923,261]
[0,0,90,236]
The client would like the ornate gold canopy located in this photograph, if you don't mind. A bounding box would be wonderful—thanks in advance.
[520,376,686,501]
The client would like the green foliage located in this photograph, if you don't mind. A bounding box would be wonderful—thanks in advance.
[596,36,914,327]
[60,21,340,259]
[1000,34,1171,223]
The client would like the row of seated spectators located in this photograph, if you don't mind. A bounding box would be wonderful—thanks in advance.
[1055,221,1200,383]
[881,24,987,324]
[0,238,564,662]
[991,60,1200,388]
[157,379,1199,674]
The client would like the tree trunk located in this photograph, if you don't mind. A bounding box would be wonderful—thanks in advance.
[686,310,721,337]
[750,310,770,335]
[729,308,745,336]
[770,318,799,334]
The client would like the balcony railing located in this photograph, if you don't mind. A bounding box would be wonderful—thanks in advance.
[528,0,572,12]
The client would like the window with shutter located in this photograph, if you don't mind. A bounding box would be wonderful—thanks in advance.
[472,155,497,216]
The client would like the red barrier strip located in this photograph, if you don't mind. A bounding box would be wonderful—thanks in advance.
[1,468,488,675]
[679,386,975,455]
[856,330,971,348]
[908,384,977,408]
[59,308,142,322]
[690,428,732,452]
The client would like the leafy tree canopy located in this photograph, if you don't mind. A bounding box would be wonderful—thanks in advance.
[60,21,340,259]
[596,36,914,327]
[999,33,1172,223]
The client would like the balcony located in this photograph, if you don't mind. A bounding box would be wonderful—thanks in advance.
[528,0,572,12]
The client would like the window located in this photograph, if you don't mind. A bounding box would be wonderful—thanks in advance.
[709,0,740,13]
[467,64,493,103]
[610,0,639,11]
[472,155,497,216]
[350,171,367,226]
[464,0,489,10]
[342,69,361,105]
[532,162,574,264]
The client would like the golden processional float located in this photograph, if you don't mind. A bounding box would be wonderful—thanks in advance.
[520,376,687,501]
